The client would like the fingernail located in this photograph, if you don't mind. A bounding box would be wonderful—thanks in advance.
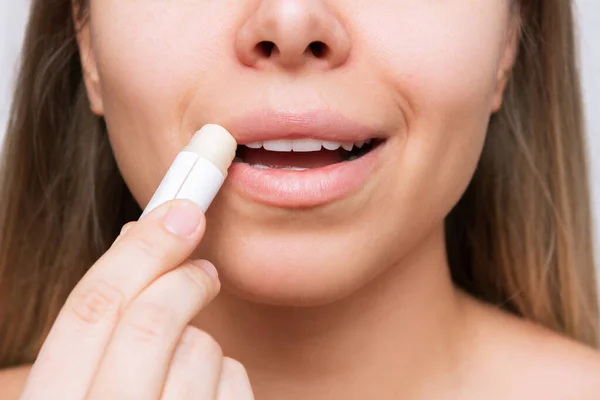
[191,259,219,282]
[164,201,203,237]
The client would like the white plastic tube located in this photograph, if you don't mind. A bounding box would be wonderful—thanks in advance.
[141,124,237,218]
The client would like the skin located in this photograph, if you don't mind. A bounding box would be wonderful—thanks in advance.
[2,0,600,399]
[83,0,517,306]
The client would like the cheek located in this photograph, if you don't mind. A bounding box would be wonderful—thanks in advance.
[88,1,235,202]
[88,0,510,223]
[357,1,510,212]
[90,2,233,103]
[358,1,508,103]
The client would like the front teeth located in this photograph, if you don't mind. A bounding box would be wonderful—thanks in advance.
[263,140,293,152]
[292,139,323,152]
[245,139,370,152]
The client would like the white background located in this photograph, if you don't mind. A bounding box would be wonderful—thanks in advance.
[1,1,599,285]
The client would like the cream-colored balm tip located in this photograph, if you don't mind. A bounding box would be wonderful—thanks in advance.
[140,124,237,218]
[186,124,238,176]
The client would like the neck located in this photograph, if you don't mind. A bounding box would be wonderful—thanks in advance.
[193,226,468,399]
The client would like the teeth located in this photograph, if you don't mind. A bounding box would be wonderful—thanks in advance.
[292,139,323,152]
[251,163,271,169]
[263,140,293,152]
[282,166,309,171]
[244,139,371,152]
[246,141,263,149]
[250,164,308,171]
[322,141,341,151]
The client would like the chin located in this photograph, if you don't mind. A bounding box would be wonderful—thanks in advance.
[195,216,388,307]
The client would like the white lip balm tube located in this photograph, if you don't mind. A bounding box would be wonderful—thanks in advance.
[141,124,237,218]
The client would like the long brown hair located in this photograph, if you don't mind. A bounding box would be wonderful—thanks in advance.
[0,0,597,368]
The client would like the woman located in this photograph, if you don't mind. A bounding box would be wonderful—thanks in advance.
[1,0,599,398]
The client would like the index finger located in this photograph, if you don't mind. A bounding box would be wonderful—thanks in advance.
[20,200,206,400]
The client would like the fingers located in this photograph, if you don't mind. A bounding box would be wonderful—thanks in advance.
[21,200,205,400]
[111,222,135,247]
[160,327,224,400]
[216,358,255,400]
[87,260,219,400]
[160,327,255,400]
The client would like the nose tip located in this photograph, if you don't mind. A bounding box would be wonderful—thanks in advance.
[235,0,351,70]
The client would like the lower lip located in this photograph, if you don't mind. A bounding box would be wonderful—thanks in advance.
[226,145,382,208]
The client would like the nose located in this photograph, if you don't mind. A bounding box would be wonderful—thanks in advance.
[235,0,351,71]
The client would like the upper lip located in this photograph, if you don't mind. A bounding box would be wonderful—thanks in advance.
[224,110,384,145]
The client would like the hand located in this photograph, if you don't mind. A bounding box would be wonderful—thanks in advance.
[19,200,254,399]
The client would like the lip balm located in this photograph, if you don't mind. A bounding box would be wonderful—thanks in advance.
[141,124,237,218]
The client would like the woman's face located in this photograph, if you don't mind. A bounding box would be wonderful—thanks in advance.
[79,0,519,305]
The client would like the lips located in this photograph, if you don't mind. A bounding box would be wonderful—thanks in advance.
[219,110,387,208]
[228,110,384,144]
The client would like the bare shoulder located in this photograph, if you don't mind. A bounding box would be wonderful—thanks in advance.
[463,295,600,399]
[0,365,31,400]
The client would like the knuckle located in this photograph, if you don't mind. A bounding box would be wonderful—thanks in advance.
[111,222,136,248]
[178,326,223,362]
[66,280,123,327]
[125,301,173,344]
[120,222,136,236]
[127,234,164,263]
[223,357,250,379]
[181,264,213,297]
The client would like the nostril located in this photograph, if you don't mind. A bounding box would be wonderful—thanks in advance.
[256,41,276,57]
[252,40,330,62]
[308,41,328,58]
